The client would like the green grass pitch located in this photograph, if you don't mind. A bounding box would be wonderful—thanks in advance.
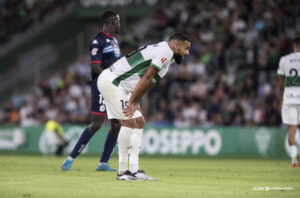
[0,154,299,198]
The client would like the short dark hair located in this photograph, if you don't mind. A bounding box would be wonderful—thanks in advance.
[293,33,300,46]
[169,32,191,42]
[101,11,117,25]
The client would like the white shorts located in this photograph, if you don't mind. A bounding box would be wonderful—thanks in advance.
[282,104,300,125]
[97,69,142,120]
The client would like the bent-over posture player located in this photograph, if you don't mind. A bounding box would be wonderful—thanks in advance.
[98,33,191,180]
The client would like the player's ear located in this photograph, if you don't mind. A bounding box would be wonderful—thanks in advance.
[111,19,117,26]
[174,41,180,52]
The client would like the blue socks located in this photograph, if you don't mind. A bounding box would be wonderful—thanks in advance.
[69,128,118,162]
[70,128,93,158]
[100,130,118,163]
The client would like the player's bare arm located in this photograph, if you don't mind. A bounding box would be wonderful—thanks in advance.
[123,66,159,117]
[91,63,103,75]
[278,75,285,110]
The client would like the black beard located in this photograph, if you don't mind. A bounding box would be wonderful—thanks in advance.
[173,53,183,64]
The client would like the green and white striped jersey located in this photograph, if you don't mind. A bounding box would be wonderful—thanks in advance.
[107,41,174,92]
[277,52,300,104]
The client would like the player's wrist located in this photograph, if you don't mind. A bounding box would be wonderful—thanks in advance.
[129,98,138,105]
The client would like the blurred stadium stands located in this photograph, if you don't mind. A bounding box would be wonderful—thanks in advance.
[0,0,73,45]
[0,0,300,127]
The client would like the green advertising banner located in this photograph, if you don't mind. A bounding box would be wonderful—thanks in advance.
[140,127,292,157]
[0,125,108,155]
[0,125,298,157]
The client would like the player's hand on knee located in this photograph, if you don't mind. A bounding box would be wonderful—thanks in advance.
[123,102,138,118]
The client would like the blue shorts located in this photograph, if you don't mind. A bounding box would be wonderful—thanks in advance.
[91,77,107,116]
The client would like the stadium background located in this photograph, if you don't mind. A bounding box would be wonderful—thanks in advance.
[0,0,300,156]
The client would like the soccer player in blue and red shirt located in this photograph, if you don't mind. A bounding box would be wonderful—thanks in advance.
[62,11,121,171]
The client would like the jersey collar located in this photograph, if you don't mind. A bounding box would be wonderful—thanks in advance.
[101,31,113,39]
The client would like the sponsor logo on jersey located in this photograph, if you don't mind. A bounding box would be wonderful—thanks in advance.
[286,93,300,99]
[161,57,167,63]
[103,45,114,53]
[114,47,121,58]
[103,40,121,58]
[91,48,98,56]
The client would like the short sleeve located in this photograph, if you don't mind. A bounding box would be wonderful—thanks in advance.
[90,39,103,64]
[150,46,173,71]
[277,57,285,76]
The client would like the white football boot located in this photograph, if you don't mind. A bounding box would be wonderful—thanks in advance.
[116,170,137,181]
[134,170,158,181]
